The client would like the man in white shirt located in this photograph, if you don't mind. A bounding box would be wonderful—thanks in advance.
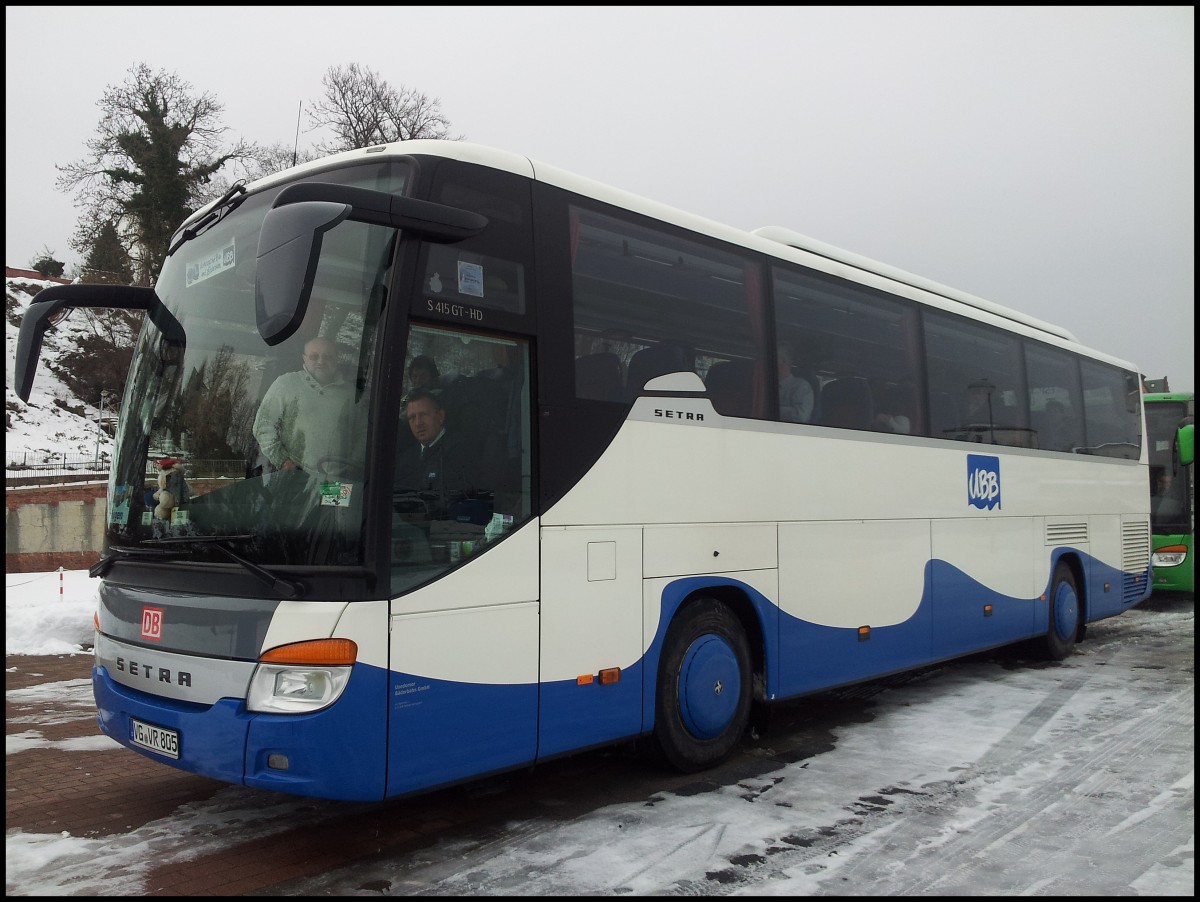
[253,336,357,476]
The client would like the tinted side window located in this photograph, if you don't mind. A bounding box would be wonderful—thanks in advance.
[392,325,533,596]
[1025,341,1085,452]
[773,267,922,432]
[418,165,535,322]
[1080,361,1142,459]
[924,311,1031,447]
[569,206,767,417]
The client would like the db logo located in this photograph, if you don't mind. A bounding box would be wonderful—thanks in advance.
[141,607,164,641]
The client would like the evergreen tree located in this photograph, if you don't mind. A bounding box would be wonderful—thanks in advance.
[55,63,255,286]
[29,247,65,279]
[79,222,135,284]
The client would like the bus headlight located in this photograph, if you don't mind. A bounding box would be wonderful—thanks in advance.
[247,664,352,713]
[246,638,357,714]
[1151,546,1187,568]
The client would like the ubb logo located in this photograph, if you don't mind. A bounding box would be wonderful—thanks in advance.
[967,454,1001,510]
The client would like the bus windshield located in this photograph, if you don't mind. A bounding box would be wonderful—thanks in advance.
[105,161,410,569]
[1146,397,1194,535]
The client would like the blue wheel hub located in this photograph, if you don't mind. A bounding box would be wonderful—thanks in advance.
[1052,580,1080,640]
[678,634,741,739]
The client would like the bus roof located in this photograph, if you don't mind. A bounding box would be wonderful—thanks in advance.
[215,139,1137,365]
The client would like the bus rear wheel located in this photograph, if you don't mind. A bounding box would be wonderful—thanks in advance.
[1041,562,1081,661]
[653,598,752,773]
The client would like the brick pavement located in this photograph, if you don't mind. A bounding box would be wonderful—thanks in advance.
[5,653,417,895]
[5,653,668,895]
[6,654,224,838]
[6,652,864,895]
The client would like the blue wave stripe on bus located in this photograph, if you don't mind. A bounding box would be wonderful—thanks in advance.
[96,548,1144,803]
[382,551,1146,799]
[537,663,646,760]
[243,664,388,800]
[95,667,250,784]
[95,662,390,802]
[650,552,1143,704]
[386,678,538,798]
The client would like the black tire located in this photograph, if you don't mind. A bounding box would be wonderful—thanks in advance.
[1041,561,1081,661]
[653,598,752,773]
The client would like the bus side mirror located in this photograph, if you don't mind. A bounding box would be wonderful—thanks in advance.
[255,200,351,347]
[255,183,489,346]
[1177,423,1195,468]
[15,298,73,401]
[14,284,162,402]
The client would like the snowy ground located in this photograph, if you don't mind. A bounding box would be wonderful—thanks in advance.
[5,570,1194,896]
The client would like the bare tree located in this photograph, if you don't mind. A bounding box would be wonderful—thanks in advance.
[306,63,459,154]
[56,63,256,285]
[239,141,325,181]
[47,306,143,407]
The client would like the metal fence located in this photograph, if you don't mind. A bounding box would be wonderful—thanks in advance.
[6,453,247,485]
[6,452,108,475]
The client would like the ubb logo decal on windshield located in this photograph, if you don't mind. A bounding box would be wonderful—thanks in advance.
[967,454,1001,510]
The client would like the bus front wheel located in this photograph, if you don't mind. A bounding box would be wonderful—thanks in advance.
[1041,562,1081,661]
[653,598,752,773]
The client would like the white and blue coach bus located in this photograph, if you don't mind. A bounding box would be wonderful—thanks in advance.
[15,141,1151,801]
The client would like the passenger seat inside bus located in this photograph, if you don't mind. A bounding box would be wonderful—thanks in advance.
[818,377,874,430]
[575,352,625,402]
[627,343,689,399]
[928,391,962,439]
[705,359,756,417]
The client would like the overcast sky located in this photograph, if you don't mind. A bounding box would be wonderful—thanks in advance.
[5,6,1194,391]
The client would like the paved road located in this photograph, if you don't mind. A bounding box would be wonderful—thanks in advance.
[6,593,1193,896]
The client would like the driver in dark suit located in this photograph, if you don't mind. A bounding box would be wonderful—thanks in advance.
[396,389,479,519]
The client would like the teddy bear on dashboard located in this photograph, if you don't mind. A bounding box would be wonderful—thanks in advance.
[152,458,189,521]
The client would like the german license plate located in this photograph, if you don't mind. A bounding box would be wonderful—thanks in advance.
[130,718,180,759]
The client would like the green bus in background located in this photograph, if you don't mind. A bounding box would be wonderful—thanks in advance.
[1145,391,1195,595]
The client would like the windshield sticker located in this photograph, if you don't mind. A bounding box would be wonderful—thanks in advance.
[457,260,484,297]
[110,484,131,525]
[967,454,1001,510]
[320,481,353,507]
[185,241,236,287]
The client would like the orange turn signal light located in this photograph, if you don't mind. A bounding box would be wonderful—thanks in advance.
[259,638,358,666]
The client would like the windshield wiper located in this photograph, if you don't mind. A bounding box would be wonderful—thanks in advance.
[165,180,248,257]
[143,534,305,599]
[89,544,191,578]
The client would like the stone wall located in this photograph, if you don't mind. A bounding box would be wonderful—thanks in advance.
[5,485,106,573]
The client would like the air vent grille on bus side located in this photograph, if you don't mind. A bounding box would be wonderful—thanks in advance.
[1121,519,1151,605]
[1045,522,1088,546]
